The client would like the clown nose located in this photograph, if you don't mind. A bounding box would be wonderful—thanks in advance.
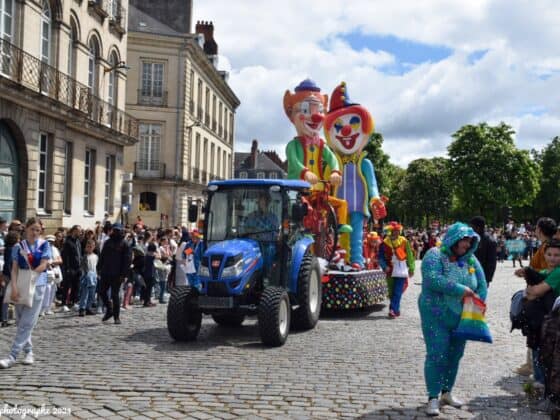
[341,125,352,136]
[311,113,324,123]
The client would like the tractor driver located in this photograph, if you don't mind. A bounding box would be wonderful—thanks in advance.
[243,191,280,281]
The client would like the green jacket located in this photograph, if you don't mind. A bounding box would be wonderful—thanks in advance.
[285,137,340,181]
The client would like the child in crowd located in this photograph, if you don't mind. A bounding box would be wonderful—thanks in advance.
[40,235,63,316]
[78,239,98,316]
[142,243,157,307]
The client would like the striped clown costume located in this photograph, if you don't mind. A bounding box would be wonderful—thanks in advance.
[324,82,386,269]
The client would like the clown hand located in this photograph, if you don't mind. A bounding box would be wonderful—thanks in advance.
[304,171,319,185]
[329,172,342,186]
[370,197,387,220]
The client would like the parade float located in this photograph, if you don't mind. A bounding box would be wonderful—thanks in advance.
[284,79,388,310]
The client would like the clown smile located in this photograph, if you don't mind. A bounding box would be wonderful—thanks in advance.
[336,133,359,150]
[306,121,320,130]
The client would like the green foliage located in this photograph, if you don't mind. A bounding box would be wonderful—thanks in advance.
[447,122,540,217]
[534,136,560,219]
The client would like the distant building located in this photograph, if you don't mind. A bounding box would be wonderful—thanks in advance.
[234,140,287,179]
[125,2,239,227]
[0,0,137,229]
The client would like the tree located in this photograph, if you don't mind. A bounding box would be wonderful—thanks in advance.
[534,136,560,220]
[363,132,401,197]
[447,122,540,221]
[397,157,453,227]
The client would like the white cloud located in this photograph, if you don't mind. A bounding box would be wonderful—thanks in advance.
[194,0,560,166]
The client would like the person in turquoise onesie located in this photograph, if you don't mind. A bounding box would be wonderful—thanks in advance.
[419,222,487,416]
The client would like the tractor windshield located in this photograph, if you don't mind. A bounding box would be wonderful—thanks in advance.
[206,187,282,244]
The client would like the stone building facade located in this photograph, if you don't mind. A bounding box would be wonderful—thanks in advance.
[0,0,137,230]
[125,2,239,228]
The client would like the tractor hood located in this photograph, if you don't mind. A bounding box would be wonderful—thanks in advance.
[204,238,261,259]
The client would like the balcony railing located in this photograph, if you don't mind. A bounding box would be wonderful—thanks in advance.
[134,161,166,178]
[0,38,138,139]
[137,89,168,107]
[108,1,126,34]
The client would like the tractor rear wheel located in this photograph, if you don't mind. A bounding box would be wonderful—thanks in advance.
[167,286,202,341]
[292,251,322,330]
[258,287,290,347]
[212,313,245,327]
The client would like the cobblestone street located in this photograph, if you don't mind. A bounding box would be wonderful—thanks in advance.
[0,262,550,419]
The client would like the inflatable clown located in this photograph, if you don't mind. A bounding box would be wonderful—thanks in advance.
[284,79,351,233]
[324,82,386,269]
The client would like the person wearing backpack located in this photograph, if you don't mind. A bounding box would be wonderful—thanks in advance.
[523,240,560,393]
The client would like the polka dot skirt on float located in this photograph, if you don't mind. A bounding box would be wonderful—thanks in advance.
[322,269,388,310]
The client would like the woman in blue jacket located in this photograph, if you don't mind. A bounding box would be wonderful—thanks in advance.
[419,222,487,416]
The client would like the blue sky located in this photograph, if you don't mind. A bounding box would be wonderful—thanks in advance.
[194,0,560,167]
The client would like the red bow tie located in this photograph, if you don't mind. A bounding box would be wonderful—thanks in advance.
[301,136,322,147]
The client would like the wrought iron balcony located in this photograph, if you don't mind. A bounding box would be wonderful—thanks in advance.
[134,161,166,179]
[0,38,138,140]
[137,89,168,107]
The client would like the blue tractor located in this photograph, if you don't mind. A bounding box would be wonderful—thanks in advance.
[166,179,322,346]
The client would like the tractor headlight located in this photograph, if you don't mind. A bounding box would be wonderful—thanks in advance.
[222,259,244,278]
[198,265,210,277]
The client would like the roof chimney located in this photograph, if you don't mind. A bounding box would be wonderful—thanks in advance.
[195,20,218,55]
[251,139,258,169]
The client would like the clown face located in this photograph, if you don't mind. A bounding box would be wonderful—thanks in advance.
[290,97,325,138]
[328,112,367,156]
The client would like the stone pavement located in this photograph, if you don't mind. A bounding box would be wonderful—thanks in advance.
[0,262,551,419]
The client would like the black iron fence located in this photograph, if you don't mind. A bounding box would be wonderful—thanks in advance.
[0,38,138,139]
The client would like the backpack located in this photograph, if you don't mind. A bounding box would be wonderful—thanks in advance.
[510,289,527,332]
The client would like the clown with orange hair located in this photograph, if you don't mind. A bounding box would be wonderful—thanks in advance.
[378,221,415,318]
[324,82,386,269]
[284,79,351,234]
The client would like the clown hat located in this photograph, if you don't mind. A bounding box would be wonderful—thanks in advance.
[328,81,358,112]
[295,78,321,92]
[384,221,403,233]
[324,82,374,134]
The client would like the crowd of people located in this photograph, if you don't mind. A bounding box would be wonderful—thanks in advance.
[0,213,559,418]
[0,216,203,368]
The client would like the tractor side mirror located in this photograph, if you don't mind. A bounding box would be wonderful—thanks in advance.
[188,204,198,223]
[292,202,308,223]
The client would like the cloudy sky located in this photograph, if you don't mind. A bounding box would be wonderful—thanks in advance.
[193,0,560,167]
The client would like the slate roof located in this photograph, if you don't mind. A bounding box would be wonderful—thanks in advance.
[128,4,182,36]
[234,151,287,174]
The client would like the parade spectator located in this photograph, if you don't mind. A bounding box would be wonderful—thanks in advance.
[78,239,98,316]
[1,230,19,327]
[514,217,556,377]
[0,218,51,369]
[419,222,487,416]
[524,240,560,390]
[174,229,192,288]
[470,216,497,287]
[40,235,62,316]
[157,236,172,303]
[61,225,82,312]
[378,221,415,319]
[142,242,158,307]
[97,223,131,324]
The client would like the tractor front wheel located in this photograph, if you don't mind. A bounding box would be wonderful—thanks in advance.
[258,287,291,347]
[292,251,322,330]
[167,286,202,341]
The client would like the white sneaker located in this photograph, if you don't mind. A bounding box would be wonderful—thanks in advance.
[39,311,45,317]
[426,398,440,416]
[62,305,70,313]
[441,392,464,408]
[0,356,15,369]
[22,353,34,365]
[73,304,79,311]
[45,310,54,315]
